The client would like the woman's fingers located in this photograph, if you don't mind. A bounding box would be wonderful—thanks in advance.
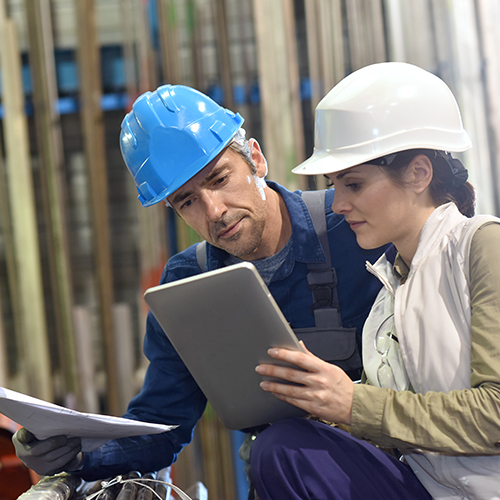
[265,346,321,372]
[255,346,354,425]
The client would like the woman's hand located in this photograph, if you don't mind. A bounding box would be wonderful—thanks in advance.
[256,342,354,425]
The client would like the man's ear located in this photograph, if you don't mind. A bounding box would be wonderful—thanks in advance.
[408,154,433,194]
[249,138,268,178]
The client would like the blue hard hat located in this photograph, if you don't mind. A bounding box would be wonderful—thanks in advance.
[120,84,244,207]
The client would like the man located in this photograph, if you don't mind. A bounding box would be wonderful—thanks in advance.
[13,84,385,481]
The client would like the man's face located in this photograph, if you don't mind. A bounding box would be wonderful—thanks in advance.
[167,142,269,260]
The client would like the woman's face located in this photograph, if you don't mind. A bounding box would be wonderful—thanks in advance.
[328,164,426,256]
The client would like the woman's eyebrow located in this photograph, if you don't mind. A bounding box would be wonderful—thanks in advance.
[335,168,362,181]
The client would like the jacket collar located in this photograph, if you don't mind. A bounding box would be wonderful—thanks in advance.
[411,202,466,271]
[367,203,466,290]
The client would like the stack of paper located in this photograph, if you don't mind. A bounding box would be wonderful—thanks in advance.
[0,387,176,452]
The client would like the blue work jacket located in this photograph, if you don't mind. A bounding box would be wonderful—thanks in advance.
[79,182,386,480]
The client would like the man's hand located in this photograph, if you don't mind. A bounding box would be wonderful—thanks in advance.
[12,428,84,476]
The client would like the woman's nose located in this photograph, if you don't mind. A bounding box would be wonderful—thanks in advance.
[331,191,350,214]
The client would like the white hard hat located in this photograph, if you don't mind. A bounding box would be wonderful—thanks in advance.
[293,62,471,176]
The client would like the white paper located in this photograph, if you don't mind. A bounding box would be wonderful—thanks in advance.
[0,387,177,452]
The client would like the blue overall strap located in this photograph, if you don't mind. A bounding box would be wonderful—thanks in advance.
[300,190,342,328]
[196,240,207,271]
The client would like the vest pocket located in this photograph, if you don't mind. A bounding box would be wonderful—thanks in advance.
[293,326,362,380]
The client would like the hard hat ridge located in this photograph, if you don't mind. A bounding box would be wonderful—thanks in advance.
[120,84,244,207]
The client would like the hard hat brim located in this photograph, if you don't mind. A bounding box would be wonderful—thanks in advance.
[292,150,361,176]
[293,131,472,176]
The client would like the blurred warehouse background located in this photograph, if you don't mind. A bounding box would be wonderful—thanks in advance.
[0,0,499,498]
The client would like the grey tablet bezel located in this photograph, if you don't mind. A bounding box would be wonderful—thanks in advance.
[144,261,307,430]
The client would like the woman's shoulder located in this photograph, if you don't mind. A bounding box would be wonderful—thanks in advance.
[470,220,500,261]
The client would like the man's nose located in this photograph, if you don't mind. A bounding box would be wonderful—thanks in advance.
[203,191,227,221]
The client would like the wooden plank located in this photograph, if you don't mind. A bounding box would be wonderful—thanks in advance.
[365,0,386,63]
[198,407,236,500]
[446,0,494,215]
[157,0,181,84]
[345,0,368,70]
[428,0,494,215]
[304,0,345,190]
[324,0,345,91]
[187,0,206,91]
[476,0,500,215]
[428,1,456,85]
[305,0,323,109]
[74,0,120,415]
[283,0,305,190]
[66,152,101,411]
[0,104,21,388]
[119,0,140,103]
[0,278,7,386]
[0,1,52,400]
[126,0,169,370]
[384,0,408,61]
[213,0,234,109]
[303,0,325,191]
[215,415,236,498]
[25,0,81,407]
[252,0,305,189]
[170,428,204,493]
[72,306,99,413]
[345,0,386,69]
[113,303,138,414]
[399,0,436,69]
[304,0,345,105]
[231,0,258,138]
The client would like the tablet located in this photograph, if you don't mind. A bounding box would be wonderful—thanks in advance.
[144,261,307,430]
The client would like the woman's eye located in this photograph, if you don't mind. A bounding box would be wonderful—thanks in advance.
[346,183,361,191]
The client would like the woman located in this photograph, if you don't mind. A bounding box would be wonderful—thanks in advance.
[251,62,500,500]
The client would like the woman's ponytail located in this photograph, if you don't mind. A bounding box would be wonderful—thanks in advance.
[427,152,476,217]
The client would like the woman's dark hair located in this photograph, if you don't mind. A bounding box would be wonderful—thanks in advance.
[371,149,476,217]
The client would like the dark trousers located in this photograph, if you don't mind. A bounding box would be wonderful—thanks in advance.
[249,418,432,500]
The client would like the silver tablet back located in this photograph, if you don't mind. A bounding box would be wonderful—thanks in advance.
[144,262,306,430]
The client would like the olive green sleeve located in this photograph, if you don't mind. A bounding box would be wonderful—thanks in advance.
[350,222,500,454]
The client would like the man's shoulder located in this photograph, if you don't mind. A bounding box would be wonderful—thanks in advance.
[270,182,346,238]
[294,187,344,226]
[269,182,335,216]
[160,243,204,284]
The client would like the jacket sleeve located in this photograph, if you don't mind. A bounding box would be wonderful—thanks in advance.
[350,222,500,454]
[78,250,207,481]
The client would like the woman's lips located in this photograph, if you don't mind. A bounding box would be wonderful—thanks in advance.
[348,220,365,231]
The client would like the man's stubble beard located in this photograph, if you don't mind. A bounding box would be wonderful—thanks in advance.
[210,210,267,260]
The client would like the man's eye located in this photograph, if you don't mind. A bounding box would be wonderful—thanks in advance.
[214,175,228,185]
[180,199,193,210]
